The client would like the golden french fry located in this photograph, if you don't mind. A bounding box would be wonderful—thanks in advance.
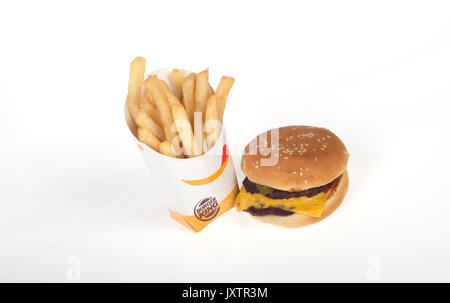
[171,103,194,157]
[127,57,146,119]
[205,95,218,122]
[182,73,196,126]
[215,76,234,121]
[137,127,160,151]
[159,141,181,158]
[158,79,171,92]
[135,111,165,141]
[204,95,221,150]
[170,69,184,99]
[144,89,156,107]
[128,96,140,121]
[140,98,162,126]
[159,79,181,106]
[193,111,203,156]
[144,76,178,142]
[194,69,211,118]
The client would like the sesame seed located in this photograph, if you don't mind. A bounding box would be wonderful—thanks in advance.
[305,179,308,184]
[292,171,297,174]
[314,156,318,162]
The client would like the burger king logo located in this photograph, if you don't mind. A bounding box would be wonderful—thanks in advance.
[194,197,220,221]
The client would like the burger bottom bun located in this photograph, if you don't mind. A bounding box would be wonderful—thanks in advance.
[252,170,348,228]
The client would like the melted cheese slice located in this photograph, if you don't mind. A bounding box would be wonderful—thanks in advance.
[235,186,334,217]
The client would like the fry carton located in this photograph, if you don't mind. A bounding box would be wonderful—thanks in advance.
[125,69,238,232]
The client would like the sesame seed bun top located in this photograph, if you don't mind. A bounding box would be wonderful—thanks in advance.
[241,125,348,191]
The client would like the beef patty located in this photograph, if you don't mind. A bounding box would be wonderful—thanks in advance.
[243,175,342,216]
[242,175,341,199]
[246,207,295,216]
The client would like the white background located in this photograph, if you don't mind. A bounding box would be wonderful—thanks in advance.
[1,0,450,282]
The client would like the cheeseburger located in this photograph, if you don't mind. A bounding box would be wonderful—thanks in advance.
[235,125,349,228]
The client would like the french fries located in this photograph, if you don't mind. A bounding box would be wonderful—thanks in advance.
[194,69,211,118]
[160,79,181,106]
[137,127,161,151]
[182,73,196,126]
[135,110,165,141]
[127,57,234,158]
[215,76,234,121]
[171,103,194,157]
[127,57,146,119]
[170,69,184,99]
[204,95,221,151]
[193,111,203,157]
[159,141,180,158]
[140,97,162,126]
[144,90,156,107]
[144,76,178,142]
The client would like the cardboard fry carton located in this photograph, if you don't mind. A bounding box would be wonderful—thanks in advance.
[125,69,238,232]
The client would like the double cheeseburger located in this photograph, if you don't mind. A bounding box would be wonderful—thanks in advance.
[235,125,349,228]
